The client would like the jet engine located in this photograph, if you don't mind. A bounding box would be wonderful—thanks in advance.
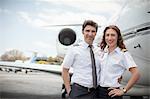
[58,28,76,46]
[56,28,76,57]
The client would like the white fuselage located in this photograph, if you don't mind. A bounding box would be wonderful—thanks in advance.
[113,0,150,95]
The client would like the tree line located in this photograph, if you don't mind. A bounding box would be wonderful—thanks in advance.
[0,49,63,65]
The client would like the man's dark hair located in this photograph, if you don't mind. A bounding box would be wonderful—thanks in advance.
[82,20,98,32]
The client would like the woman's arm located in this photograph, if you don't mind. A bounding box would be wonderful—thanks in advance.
[123,67,140,92]
[108,67,140,97]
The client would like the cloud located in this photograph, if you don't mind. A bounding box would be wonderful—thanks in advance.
[37,7,107,26]
[18,11,31,23]
[35,0,123,27]
[16,0,124,29]
[37,0,122,14]
[33,41,51,48]
[17,11,48,27]
[0,8,11,14]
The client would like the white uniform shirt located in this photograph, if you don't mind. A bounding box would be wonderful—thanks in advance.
[99,47,137,87]
[62,41,101,88]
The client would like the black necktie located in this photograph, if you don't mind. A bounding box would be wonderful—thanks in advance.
[89,45,97,88]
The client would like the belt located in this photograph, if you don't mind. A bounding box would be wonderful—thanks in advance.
[101,86,109,90]
[74,83,96,92]
[99,86,119,90]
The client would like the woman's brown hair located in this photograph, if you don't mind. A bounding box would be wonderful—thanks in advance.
[100,25,126,50]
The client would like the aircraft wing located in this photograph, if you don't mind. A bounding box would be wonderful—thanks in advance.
[0,61,62,75]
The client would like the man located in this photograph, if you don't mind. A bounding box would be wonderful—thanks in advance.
[61,20,101,99]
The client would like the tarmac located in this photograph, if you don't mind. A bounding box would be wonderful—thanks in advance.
[0,70,63,99]
[0,70,149,99]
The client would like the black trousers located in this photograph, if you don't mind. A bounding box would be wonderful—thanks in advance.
[96,86,122,99]
[69,83,98,99]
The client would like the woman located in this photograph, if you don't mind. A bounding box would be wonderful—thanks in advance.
[98,25,140,99]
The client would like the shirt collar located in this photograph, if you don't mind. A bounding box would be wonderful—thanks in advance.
[104,46,120,53]
[115,47,121,53]
[81,41,94,49]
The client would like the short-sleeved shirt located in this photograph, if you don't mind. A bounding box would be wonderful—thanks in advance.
[62,41,101,88]
[99,47,137,87]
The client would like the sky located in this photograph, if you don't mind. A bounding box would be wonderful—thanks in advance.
[0,0,126,57]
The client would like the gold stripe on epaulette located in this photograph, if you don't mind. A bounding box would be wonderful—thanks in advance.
[122,49,128,52]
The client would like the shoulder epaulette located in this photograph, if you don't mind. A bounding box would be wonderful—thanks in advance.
[121,49,128,52]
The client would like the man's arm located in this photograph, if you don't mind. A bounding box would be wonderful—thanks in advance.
[62,67,71,95]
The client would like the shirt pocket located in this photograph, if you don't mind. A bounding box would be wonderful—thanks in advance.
[109,56,124,72]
